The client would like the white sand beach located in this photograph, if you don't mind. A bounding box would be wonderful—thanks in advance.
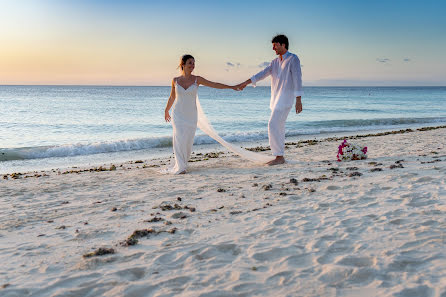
[1,126,445,297]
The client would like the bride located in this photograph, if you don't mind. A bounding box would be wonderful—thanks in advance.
[162,54,273,174]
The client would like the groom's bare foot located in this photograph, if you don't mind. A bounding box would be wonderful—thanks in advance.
[266,156,285,166]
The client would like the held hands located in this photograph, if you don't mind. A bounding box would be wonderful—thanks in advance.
[233,81,249,91]
[165,109,171,122]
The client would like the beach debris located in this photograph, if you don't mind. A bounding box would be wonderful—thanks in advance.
[164,221,172,225]
[135,160,144,163]
[56,225,66,230]
[252,183,259,187]
[390,163,404,169]
[279,192,287,196]
[346,167,359,171]
[156,203,182,211]
[210,209,218,212]
[83,247,115,258]
[37,234,45,237]
[217,188,226,192]
[262,184,272,190]
[370,168,383,172]
[177,197,182,201]
[348,172,362,177]
[120,227,177,246]
[218,206,224,209]
[240,194,246,198]
[417,126,446,131]
[3,175,8,180]
[251,266,258,271]
[10,173,23,179]
[421,159,442,164]
[308,188,316,192]
[110,165,116,171]
[111,207,118,212]
[395,160,405,163]
[302,139,318,145]
[143,164,160,168]
[145,217,164,223]
[289,178,299,185]
[367,162,383,166]
[61,201,70,205]
[204,152,223,158]
[230,211,243,215]
[121,228,157,246]
[302,176,329,182]
[171,212,188,219]
[1,283,10,289]
[46,220,54,223]
[184,206,196,212]
[247,146,270,152]
[121,236,139,246]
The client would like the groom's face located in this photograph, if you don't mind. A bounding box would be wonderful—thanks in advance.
[272,42,286,55]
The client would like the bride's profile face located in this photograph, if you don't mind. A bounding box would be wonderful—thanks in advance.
[184,58,195,73]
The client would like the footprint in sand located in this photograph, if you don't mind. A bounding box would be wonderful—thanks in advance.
[394,285,433,297]
[115,267,146,281]
[413,176,435,183]
[336,255,375,267]
[326,185,340,190]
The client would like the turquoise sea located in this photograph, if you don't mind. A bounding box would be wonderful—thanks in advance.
[1,86,445,173]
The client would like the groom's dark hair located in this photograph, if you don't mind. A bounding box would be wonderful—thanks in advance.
[272,34,289,49]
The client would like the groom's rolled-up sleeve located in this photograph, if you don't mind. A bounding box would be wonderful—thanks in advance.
[250,63,272,87]
[291,56,304,97]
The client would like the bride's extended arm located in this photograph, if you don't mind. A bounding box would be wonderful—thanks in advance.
[164,79,176,122]
[196,76,239,90]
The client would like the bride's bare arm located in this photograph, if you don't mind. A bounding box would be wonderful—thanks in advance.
[196,76,238,90]
[164,79,176,122]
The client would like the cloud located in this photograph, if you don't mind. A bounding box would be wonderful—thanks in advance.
[226,62,235,67]
[376,58,390,63]
[403,58,411,62]
[258,61,270,68]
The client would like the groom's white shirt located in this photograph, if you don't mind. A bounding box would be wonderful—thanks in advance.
[250,51,303,110]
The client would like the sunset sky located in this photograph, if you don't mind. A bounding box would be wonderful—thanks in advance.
[1,0,445,86]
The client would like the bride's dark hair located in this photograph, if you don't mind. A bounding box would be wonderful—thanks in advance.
[178,54,194,70]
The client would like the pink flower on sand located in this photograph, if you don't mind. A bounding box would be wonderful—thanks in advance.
[337,139,367,162]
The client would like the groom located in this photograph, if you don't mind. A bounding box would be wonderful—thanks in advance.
[237,34,303,165]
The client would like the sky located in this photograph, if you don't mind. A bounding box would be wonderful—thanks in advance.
[0,0,445,86]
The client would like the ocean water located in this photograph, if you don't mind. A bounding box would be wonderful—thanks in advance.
[1,85,445,173]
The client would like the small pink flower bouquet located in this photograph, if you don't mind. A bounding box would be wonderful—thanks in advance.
[337,139,367,162]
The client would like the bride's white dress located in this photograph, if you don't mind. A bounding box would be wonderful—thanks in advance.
[162,78,273,174]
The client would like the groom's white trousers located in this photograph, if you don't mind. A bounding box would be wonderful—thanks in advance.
[268,106,292,156]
